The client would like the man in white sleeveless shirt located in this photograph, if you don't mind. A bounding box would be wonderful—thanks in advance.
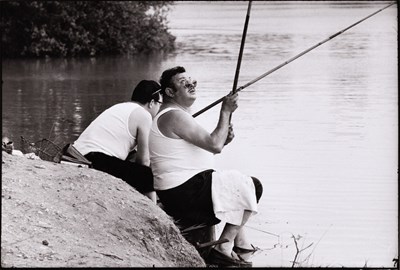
[149,66,263,267]
[74,80,163,203]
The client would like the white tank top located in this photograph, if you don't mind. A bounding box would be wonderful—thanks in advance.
[74,102,141,160]
[149,108,215,190]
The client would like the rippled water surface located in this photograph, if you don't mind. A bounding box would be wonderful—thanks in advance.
[2,1,397,267]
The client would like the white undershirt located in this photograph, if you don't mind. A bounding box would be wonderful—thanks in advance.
[149,108,215,190]
[74,102,141,160]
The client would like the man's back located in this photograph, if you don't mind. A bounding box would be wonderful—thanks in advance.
[74,102,141,160]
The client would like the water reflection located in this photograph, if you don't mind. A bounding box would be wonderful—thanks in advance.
[2,53,170,148]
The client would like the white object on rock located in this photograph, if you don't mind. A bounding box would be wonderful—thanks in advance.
[11,150,24,157]
[24,152,41,160]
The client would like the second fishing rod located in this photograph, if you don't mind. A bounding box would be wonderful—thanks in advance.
[192,1,396,118]
[228,0,252,123]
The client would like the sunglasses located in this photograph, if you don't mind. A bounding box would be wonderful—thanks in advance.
[180,80,197,89]
[152,89,163,104]
[152,89,162,96]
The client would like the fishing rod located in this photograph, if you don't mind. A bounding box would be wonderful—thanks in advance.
[229,0,252,122]
[192,1,396,118]
[231,1,252,95]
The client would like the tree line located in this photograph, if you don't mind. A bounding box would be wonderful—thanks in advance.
[1,1,176,58]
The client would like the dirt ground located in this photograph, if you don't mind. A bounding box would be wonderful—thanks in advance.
[1,152,205,267]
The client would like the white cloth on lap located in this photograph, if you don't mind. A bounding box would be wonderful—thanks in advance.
[211,170,258,226]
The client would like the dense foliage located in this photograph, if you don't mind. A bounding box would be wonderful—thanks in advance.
[1,1,175,58]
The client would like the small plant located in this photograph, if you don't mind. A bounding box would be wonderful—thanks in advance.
[243,225,321,267]
[290,234,314,268]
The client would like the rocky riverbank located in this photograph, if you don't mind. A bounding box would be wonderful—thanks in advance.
[1,152,205,267]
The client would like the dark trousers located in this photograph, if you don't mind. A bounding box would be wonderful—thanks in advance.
[84,152,154,194]
[157,169,263,226]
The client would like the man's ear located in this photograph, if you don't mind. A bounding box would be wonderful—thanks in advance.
[148,99,155,109]
[165,87,175,97]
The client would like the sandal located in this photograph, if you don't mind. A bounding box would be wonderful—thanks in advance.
[233,244,260,254]
[206,248,252,267]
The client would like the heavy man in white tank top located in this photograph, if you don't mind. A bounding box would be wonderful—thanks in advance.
[74,80,163,203]
[149,66,263,267]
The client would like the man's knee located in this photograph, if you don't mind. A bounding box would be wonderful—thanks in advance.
[127,162,153,179]
[251,176,263,203]
[135,164,154,188]
[140,164,154,179]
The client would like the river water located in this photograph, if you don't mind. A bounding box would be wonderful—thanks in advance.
[1,1,397,267]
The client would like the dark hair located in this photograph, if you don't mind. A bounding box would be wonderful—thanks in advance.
[131,80,161,104]
[159,66,186,94]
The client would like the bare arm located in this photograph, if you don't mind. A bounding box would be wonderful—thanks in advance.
[224,123,235,146]
[160,93,238,154]
[128,108,152,166]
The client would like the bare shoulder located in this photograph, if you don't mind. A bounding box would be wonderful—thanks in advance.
[159,109,193,126]
[158,109,195,138]
[128,106,152,137]
[130,106,152,124]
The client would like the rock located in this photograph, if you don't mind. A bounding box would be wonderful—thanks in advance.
[1,152,205,267]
